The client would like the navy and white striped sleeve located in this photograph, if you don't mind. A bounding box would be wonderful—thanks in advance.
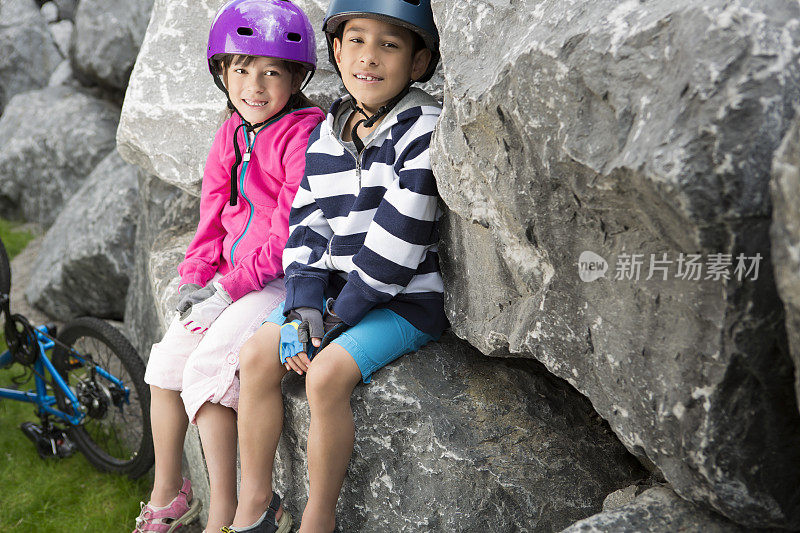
[333,118,440,326]
[283,171,334,313]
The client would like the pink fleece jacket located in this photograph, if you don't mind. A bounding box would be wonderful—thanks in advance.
[178,106,325,301]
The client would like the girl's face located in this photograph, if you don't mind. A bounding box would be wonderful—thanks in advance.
[223,56,299,126]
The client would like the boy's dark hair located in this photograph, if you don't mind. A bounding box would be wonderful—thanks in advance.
[333,21,426,56]
[212,53,318,111]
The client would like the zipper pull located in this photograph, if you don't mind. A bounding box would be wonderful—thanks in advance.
[243,149,251,163]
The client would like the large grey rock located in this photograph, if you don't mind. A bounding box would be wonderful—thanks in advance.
[123,173,198,358]
[431,0,800,529]
[560,486,750,533]
[69,0,154,92]
[52,0,76,21]
[0,0,62,115]
[118,0,340,196]
[771,116,800,412]
[24,151,139,319]
[49,19,74,57]
[273,338,644,532]
[0,86,119,225]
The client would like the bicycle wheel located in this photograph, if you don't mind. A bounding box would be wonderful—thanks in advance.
[0,237,10,297]
[53,317,154,478]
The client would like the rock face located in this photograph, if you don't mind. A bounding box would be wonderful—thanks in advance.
[430,0,800,529]
[771,117,800,412]
[70,0,154,92]
[560,486,749,533]
[0,86,119,226]
[275,338,645,532]
[123,173,198,357]
[25,150,139,320]
[0,0,63,116]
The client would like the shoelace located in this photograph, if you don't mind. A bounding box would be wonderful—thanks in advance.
[133,502,151,531]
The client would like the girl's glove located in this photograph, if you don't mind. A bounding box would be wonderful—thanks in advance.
[280,307,323,363]
[179,281,232,334]
[176,283,202,314]
[318,298,350,352]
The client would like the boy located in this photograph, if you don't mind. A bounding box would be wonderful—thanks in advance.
[227,1,446,532]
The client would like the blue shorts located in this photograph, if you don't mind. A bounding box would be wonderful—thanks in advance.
[265,301,437,383]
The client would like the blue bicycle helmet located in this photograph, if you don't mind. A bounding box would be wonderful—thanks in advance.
[323,0,440,82]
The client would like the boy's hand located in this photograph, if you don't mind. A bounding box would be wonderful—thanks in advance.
[318,298,349,352]
[281,307,323,374]
[179,281,232,334]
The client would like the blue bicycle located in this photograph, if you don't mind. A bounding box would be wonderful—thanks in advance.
[0,237,154,478]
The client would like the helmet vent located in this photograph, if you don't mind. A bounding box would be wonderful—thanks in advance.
[402,0,421,4]
[237,27,254,36]
[286,32,302,42]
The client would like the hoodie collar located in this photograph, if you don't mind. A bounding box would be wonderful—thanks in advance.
[326,88,441,140]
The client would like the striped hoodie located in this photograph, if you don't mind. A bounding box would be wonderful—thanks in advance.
[282,88,447,336]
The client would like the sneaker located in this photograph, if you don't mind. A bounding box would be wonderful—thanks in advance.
[133,477,202,532]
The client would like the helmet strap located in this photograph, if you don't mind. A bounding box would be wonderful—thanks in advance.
[217,69,297,206]
[348,84,411,153]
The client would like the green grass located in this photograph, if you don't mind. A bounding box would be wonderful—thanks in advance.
[0,219,152,532]
[0,219,34,259]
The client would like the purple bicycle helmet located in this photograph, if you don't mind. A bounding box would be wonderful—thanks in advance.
[207,0,317,88]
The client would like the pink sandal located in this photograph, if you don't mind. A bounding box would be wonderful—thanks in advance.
[133,477,202,532]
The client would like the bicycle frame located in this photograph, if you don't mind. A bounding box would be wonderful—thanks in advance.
[0,324,131,426]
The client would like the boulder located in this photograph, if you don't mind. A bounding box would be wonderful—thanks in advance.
[25,150,139,320]
[123,173,198,358]
[560,486,750,533]
[0,0,62,116]
[47,59,75,87]
[69,0,154,92]
[49,19,73,57]
[0,86,119,225]
[40,1,57,23]
[431,0,800,529]
[52,0,76,21]
[274,338,645,532]
[771,116,800,412]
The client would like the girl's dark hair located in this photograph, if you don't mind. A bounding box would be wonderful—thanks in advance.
[212,54,318,112]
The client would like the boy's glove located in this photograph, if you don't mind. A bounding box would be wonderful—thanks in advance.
[318,298,350,352]
[179,281,232,334]
[176,283,202,314]
[279,307,323,363]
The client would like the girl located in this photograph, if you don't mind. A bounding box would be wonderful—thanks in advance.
[134,1,324,532]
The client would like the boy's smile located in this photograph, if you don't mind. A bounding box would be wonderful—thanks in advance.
[224,56,298,129]
[334,17,431,115]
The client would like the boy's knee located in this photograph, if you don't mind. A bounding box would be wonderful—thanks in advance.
[305,346,360,402]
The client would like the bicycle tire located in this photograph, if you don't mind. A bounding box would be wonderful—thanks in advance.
[53,317,154,478]
[0,237,10,297]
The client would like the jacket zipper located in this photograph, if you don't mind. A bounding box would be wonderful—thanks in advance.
[229,128,256,268]
[327,122,372,267]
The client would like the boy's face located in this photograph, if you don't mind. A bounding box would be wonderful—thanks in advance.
[334,17,431,113]
[223,56,299,126]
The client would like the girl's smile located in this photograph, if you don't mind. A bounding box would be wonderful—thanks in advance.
[224,56,298,128]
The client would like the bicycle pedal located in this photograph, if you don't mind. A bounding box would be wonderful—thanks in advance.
[20,422,76,459]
